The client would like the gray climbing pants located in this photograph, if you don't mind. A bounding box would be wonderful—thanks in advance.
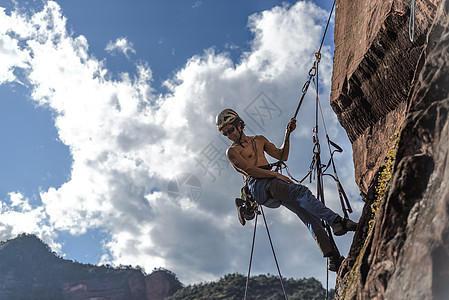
[248,178,339,257]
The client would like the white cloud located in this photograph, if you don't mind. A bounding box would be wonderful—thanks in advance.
[0,0,361,286]
[192,1,202,9]
[0,8,30,83]
[9,191,32,210]
[0,192,61,252]
[105,36,136,58]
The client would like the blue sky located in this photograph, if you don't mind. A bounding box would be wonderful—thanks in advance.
[0,0,361,286]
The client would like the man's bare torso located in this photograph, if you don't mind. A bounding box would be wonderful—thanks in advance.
[228,135,270,176]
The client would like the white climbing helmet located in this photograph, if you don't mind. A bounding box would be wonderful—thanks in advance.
[216,109,241,131]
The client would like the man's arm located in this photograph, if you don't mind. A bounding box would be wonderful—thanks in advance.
[264,118,296,161]
[226,147,293,183]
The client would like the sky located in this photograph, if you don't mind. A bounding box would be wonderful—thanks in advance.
[0,0,363,287]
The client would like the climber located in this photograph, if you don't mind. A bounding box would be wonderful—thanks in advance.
[216,109,358,272]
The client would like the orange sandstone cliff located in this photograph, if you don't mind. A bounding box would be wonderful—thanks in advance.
[331,0,449,298]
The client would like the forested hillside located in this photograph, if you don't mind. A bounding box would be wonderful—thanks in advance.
[170,273,334,300]
[0,234,332,299]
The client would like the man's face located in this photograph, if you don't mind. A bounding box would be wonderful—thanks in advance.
[221,124,239,142]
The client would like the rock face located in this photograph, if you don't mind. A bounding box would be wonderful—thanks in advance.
[0,234,181,300]
[331,0,440,197]
[331,0,449,299]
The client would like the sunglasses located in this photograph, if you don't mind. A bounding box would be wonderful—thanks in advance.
[222,126,236,136]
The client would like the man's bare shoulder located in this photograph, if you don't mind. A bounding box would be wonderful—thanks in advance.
[253,135,268,141]
[253,135,270,145]
[226,142,241,157]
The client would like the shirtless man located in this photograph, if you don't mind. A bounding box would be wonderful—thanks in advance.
[216,108,357,272]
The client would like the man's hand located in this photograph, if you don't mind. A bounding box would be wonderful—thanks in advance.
[287,118,296,133]
[275,172,293,183]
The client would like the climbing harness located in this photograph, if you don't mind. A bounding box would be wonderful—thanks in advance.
[242,1,354,299]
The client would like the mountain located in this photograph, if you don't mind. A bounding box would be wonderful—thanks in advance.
[169,273,333,300]
[0,234,181,299]
[330,0,449,298]
[0,234,331,299]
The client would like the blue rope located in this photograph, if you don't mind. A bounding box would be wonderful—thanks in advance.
[409,0,415,42]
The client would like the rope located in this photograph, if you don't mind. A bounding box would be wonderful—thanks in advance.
[409,0,415,42]
[271,161,300,183]
[244,206,288,300]
[292,0,335,121]
[281,0,334,177]
[260,206,288,299]
[312,69,353,218]
[243,2,340,299]
[326,258,329,300]
[244,212,259,300]
[314,53,331,300]
[318,0,336,54]
[277,2,340,293]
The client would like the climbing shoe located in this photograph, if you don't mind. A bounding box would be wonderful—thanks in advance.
[328,255,344,272]
[332,216,358,236]
[235,198,256,226]
[235,198,246,226]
